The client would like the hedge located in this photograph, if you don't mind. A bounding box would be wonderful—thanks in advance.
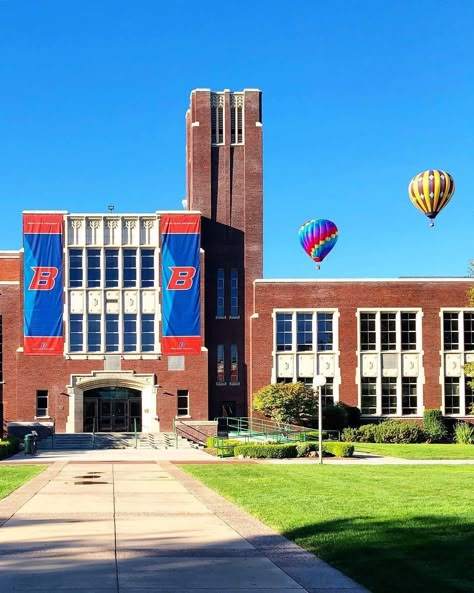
[234,441,354,459]
[234,443,298,458]
[342,420,426,444]
[0,437,20,460]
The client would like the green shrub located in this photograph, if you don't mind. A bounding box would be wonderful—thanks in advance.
[342,421,425,444]
[374,420,425,444]
[296,442,319,457]
[234,443,298,458]
[358,424,378,442]
[323,441,354,457]
[341,427,360,442]
[453,422,474,444]
[322,404,349,431]
[0,437,20,459]
[423,409,448,442]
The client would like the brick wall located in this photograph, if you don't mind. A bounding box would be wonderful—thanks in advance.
[250,279,473,415]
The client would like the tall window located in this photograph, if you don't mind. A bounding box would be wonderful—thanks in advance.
[442,310,474,415]
[361,378,377,415]
[381,377,397,414]
[87,249,101,287]
[217,344,225,384]
[87,314,101,352]
[297,313,312,351]
[276,313,293,351]
[124,314,137,352]
[177,390,189,416]
[402,377,418,415]
[230,269,239,317]
[401,313,417,350]
[69,249,83,287]
[230,94,243,144]
[360,313,376,350]
[230,344,239,383]
[381,313,396,350]
[141,249,155,288]
[141,314,155,352]
[66,241,157,354]
[321,378,334,407]
[277,311,335,352]
[216,269,225,317]
[358,310,422,416]
[444,377,460,414]
[70,314,83,352]
[105,314,119,352]
[211,93,224,144]
[123,249,137,288]
[317,313,334,351]
[36,390,48,417]
[105,250,119,287]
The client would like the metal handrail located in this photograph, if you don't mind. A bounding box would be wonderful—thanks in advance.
[215,416,340,443]
[134,417,138,449]
[92,417,96,449]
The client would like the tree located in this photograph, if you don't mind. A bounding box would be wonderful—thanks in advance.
[252,382,317,426]
[464,260,474,412]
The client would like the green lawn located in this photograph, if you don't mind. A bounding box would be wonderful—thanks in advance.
[0,465,46,501]
[354,442,474,459]
[183,464,473,593]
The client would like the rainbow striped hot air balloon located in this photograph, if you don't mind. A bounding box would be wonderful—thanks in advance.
[408,169,455,227]
[298,219,338,270]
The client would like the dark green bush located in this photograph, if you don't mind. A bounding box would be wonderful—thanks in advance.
[0,437,20,459]
[374,420,425,443]
[322,404,349,431]
[341,427,361,442]
[343,421,425,444]
[296,442,319,456]
[423,409,448,442]
[323,441,354,457]
[358,424,378,442]
[234,443,298,458]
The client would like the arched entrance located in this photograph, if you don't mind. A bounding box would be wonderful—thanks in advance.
[83,386,142,432]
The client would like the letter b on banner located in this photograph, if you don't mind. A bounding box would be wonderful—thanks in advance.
[167,267,196,290]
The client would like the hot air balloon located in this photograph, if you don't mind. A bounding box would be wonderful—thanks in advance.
[298,219,338,270]
[408,169,455,227]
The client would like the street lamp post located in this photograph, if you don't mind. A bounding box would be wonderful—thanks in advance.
[314,374,327,465]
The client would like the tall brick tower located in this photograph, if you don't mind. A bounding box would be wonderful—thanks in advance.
[186,89,263,418]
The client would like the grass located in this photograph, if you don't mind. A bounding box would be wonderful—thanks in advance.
[182,464,473,593]
[354,442,474,459]
[0,465,46,501]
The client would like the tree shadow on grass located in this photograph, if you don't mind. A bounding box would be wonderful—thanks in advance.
[282,514,474,593]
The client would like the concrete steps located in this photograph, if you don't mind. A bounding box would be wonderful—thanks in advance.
[38,432,199,451]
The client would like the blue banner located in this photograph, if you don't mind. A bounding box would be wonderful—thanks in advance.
[161,215,201,354]
[23,214,64,355]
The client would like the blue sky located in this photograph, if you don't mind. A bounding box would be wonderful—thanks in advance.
[0,0,473,279]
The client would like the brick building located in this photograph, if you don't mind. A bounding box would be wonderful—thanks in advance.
[0,88,473,436]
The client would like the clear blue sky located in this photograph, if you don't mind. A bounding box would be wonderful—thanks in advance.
[0,0,473,279]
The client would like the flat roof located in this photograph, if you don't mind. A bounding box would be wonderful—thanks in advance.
[255,277,473,284]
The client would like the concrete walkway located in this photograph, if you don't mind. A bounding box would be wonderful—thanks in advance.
[0,460,370,593]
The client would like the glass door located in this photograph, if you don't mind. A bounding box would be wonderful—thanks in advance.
[112,400,128,432]
[84,398,98,432]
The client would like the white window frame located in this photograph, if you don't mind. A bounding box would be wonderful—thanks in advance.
[272,308,340,401]
[356,308,423,417]
[440,308,474,416]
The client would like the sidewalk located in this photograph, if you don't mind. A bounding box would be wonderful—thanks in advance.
[0,459,370,593]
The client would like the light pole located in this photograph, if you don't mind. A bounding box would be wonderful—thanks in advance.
[314,374,327,464]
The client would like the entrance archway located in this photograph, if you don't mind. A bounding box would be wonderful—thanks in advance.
[83,386,142,432]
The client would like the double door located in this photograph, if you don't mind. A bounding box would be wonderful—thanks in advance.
[84,398,141,432]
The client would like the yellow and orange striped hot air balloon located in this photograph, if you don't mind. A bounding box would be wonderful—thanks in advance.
[408,169,455,227]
